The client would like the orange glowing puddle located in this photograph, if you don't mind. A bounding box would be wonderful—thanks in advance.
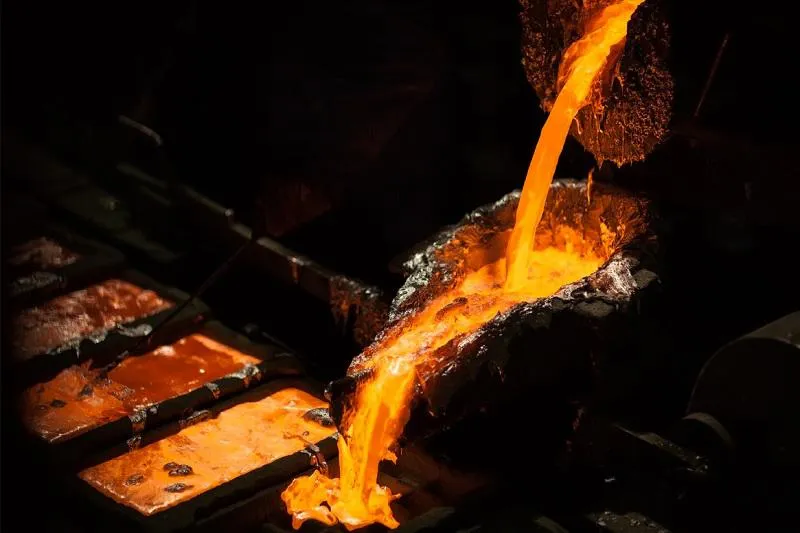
[22,334,261,444]
[79,387,335,516]
[282,1,644,529]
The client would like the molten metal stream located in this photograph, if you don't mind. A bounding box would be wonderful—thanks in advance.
[282,2,643,529]
[506,0,644,290]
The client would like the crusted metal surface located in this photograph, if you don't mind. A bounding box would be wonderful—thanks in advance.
[9,272,64,298]
[329,276,390,347]
[519,0,674,165]
[331,180,659,438]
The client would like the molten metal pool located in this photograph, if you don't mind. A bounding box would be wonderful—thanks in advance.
[22,334,261,443]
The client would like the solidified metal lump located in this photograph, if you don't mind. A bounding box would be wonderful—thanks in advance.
[127,435,142,451]
[117,324,154,338]
[110,385,134,401]
[167,464,193,477]
[179,409,212,428]
[303,407,335,428]
[205,382,221,399]
[164,483,193,493]
[50,399,66,408]
[519,0,674,165]
[124,474,145,486]
[228,364,263,388]
[129,410,147,433]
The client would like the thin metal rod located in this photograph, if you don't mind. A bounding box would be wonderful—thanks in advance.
[119,115,163,146]
[98,236,255,377]
[694,32,731,119]
[110,86,269,376]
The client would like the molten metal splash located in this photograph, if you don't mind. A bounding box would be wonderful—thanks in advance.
[282,1,644,529]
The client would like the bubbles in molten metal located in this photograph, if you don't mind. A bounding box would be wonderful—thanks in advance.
[282,1,644,529]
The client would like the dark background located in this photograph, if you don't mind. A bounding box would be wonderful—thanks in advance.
[3,0,798,278]
[3,0,799,340]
